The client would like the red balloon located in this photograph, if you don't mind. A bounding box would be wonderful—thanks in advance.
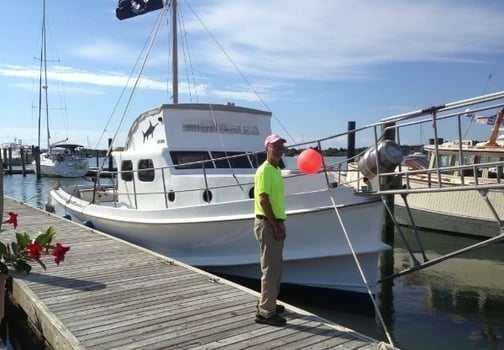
[297,149,323,174]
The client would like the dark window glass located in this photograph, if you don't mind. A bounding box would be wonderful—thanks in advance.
[250,152,266,168]
[138,159,155,182]
[211,152,252,168]
[250,152,285,169]
[170,151,214,169]
[121,160,133,181]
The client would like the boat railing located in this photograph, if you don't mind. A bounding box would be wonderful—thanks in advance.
[90,151,352,208]
[357,91,504,195]
[88,91,504,207]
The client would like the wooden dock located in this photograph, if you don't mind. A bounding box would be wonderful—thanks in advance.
[1,196,387,349]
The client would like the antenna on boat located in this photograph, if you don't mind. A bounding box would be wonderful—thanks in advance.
[463,73,493,139]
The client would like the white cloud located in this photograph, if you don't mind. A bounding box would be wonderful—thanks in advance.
[1,1,503,100]
[182,0,504,80]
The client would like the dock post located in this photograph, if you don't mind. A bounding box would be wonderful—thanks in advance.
[379,121,397,327]
[381,122,396,244]
[34,146,41,180]
[1,149,6,171]
[20,148,27,176]
[347,121,356,161]
[7,147,12,174]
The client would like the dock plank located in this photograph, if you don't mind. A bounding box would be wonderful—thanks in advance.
[1,196,390,349]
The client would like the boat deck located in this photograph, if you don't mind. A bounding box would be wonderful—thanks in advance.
[0,196,386,350]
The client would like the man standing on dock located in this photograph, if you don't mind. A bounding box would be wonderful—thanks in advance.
[253,134,287,326]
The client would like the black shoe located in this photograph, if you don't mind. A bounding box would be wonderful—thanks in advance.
[255,313,287,326]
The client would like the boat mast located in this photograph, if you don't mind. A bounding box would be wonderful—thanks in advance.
[37,0,51,151]
[172,0,178,104]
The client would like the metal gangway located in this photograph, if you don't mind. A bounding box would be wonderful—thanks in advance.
[340,91,504,281]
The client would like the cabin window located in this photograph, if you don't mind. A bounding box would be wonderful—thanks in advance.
[121,160,133,181]
[438,154,455,168]
[138,159,155,182]
[250,151,285,169]
[170,151,214,169]
[211,152,252,168]
[462,155,475,165]
[250,152,266,168]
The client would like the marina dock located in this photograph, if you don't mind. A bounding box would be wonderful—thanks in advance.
[0,196,386,349]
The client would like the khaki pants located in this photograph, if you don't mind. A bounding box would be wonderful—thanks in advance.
[254,218,284,318]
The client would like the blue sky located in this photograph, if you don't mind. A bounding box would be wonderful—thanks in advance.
[0,0,503,150]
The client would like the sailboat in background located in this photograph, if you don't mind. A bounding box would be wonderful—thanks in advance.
[33,0,88,178]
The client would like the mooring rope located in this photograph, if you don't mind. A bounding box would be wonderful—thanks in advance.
[328,193,395,349]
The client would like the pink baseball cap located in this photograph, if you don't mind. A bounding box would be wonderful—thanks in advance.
[264,134,286,147]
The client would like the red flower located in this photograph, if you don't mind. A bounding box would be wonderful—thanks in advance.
[28,242,43,260]
[52,243,70,265]
[4,212,18,229]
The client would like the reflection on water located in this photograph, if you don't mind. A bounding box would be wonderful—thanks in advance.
[3,175,90,209]
[286,226,504,350]
[2,172,504,349]
[389,227,504,349]
[2,172,111,209]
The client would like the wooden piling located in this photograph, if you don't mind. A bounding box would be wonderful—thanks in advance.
[347,121,356,161]
[33,146,41,180]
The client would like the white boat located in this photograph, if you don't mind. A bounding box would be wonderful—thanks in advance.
[38,141,89,178]
[0,138,32,164]
[32,0,88,178]
[46,1,390,297]
[393,114,504,237]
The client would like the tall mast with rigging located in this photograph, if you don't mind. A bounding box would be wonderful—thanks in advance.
[37,0,51,151]
[171,0,178,104]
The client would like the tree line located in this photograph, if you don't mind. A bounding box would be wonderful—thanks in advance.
[284,145,425,157]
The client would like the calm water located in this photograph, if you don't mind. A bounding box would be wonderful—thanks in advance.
[2,165,504,349]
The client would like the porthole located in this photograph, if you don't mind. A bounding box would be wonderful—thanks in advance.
[203,189,213,203]
[249,187,254,198]
[168,190,175,202]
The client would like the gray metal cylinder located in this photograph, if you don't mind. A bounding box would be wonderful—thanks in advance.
[358,140,403,179]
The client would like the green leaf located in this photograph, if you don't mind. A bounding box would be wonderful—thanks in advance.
[35,226,56,248]
[15,232,31,250]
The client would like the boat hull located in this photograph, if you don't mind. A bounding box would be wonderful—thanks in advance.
[47,185,389,295]
[395,187,503,238]
[37,161,89,178]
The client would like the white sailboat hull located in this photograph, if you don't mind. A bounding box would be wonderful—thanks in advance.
[36,155,89,178]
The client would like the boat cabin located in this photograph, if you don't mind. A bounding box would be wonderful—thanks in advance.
[111,103,283,209]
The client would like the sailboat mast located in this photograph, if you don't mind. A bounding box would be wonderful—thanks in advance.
[43,0,50,150]
[172,0,178,104]
[37,0,51,150]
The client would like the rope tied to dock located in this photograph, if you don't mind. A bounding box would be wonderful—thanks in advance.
[328,192,396,349]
